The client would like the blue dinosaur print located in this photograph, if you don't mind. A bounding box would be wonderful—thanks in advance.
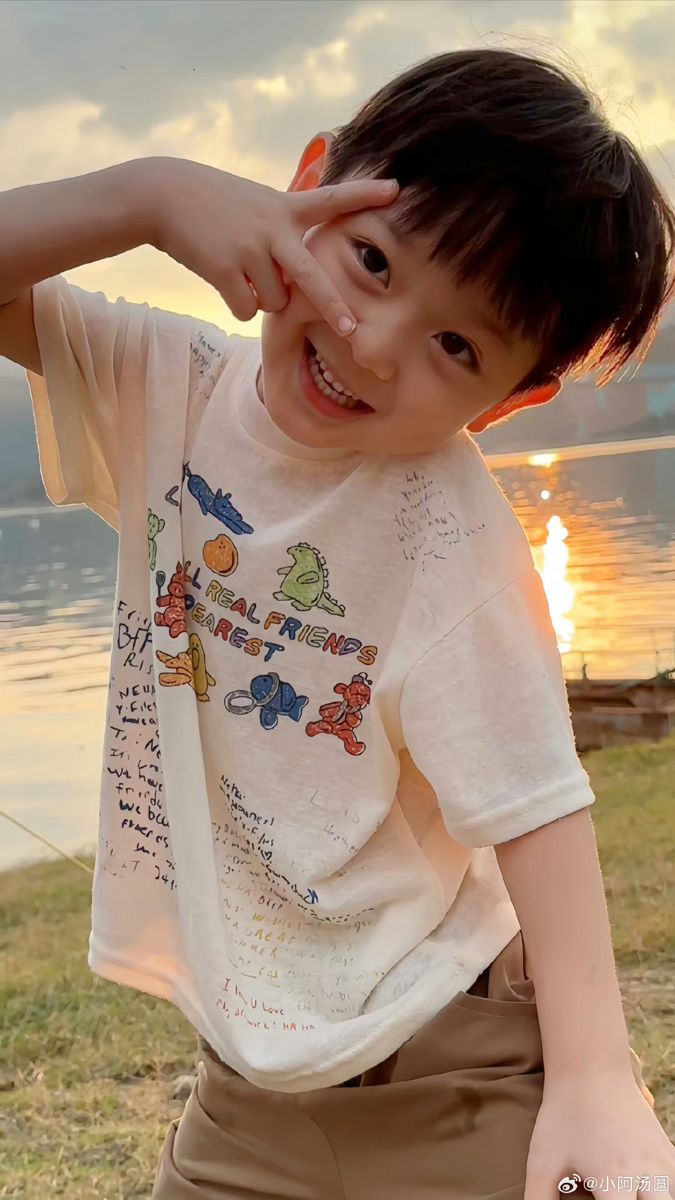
[183,462,254,535]
[224,672,309,730]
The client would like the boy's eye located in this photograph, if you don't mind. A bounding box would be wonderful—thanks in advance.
[353,239,390,281]
[437,332,479,371]
[352,238,479,372]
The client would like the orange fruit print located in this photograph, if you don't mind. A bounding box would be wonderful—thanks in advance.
[203,534,239,576]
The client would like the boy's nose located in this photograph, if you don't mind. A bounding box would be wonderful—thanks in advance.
[348,327,397,383]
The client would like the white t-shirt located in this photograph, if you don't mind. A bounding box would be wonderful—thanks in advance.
[27,276,595,1092]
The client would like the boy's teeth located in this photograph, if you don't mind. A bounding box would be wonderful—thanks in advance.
[310,347,363,408]
[316,354,356,399]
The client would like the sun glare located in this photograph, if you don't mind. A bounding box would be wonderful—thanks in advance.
[528,453,558,468]
[536,515,576,653]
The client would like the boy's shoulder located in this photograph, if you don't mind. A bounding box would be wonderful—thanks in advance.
[373,430,534,585]
[188,314,248,367]
[394,428,525,531]
[185,320,258,440]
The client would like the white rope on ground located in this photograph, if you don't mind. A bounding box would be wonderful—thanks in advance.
[0,807,94,876]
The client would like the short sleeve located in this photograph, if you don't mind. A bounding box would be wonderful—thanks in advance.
[27,276,229,530]
[400,568,595,849]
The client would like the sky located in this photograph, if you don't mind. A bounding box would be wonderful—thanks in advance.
[1,0,674,340]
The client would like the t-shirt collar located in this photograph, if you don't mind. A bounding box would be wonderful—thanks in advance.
[236,340,357,462]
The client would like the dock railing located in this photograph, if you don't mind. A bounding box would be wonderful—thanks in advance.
[562,627,675,681]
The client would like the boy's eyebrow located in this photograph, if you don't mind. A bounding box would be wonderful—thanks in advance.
[377,211,406,246]
[465,310,515,351]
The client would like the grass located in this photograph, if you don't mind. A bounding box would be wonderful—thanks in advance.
[0,857,196,1198]
[1,735,674,1197]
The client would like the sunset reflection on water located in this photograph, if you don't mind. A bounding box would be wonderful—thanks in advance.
[534,514,576,654]
[492,444,675,681]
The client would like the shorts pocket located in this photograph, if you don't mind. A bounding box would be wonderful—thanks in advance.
[198,1035,241,1080]
[449,931,537,1016]
[448,988,538,1017]
[151,1119,187,1198]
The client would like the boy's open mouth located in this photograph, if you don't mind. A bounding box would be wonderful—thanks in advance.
[300,339,374,420]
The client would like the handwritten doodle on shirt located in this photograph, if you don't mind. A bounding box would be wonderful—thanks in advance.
[147,509,165,571]
[218,776,318,910]
[211,776,382,1030]
[103,600,175,894]
[203,534,238,577]
[117,600,153,674]
[183,462,254,536]
[274,543,345,616]
[191,327,225,393]
[156,632,216,702]
[216,778,375,923]
[164,484,180,509]
[224,671,309,730]
[154,561,193,639]
[394,469,486,566]
[306,672,372,756]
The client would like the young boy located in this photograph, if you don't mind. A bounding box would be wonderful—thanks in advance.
[1,47,674,1199]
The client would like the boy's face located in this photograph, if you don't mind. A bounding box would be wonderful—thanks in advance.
[259,134,557,456]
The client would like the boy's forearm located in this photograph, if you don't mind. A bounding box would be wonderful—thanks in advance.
[494,806,634,1083]
[0,158,163,305]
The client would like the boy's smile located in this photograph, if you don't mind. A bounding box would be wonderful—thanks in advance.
[257,162,556,456]
[300,339,374,420]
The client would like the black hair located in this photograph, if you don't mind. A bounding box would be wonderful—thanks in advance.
[320,48,675,394]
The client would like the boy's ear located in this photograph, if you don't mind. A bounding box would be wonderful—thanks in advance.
[288,130,336,194]
[467,376,561,435]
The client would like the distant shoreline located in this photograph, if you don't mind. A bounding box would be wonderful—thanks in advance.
[485,433,675,468]
[1,435,674,519]
[0,502,86,519]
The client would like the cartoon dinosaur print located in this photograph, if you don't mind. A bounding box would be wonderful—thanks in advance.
[306,672,372,756]
[274,543,345,616]
[154,561,193,638]
[183,462,254,536]
[224,672,309,730]
[156,633,216,702]
[147,509,165,571]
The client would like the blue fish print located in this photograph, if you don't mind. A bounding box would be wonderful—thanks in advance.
[251,674,309,729]
[224,672,309,730]
[183,463,254,535]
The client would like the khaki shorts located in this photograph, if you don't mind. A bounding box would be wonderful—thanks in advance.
[152,930,651,1199]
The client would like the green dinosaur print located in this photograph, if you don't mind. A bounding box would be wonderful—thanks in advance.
[274,543,345,616]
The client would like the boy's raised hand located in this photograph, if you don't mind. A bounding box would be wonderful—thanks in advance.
[150,160,399,336]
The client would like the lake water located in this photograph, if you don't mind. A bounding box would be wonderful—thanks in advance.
[1,442,674,873]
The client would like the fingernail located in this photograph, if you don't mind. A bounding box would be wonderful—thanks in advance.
[382,179,398,191]
[338,316,356,335]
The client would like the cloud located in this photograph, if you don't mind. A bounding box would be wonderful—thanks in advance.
[0,0,363,135]
[0,1,573,149]
[0,0,673,334]
[208,1,575,176]
[602,0,675,62]
[2,0,672,190]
